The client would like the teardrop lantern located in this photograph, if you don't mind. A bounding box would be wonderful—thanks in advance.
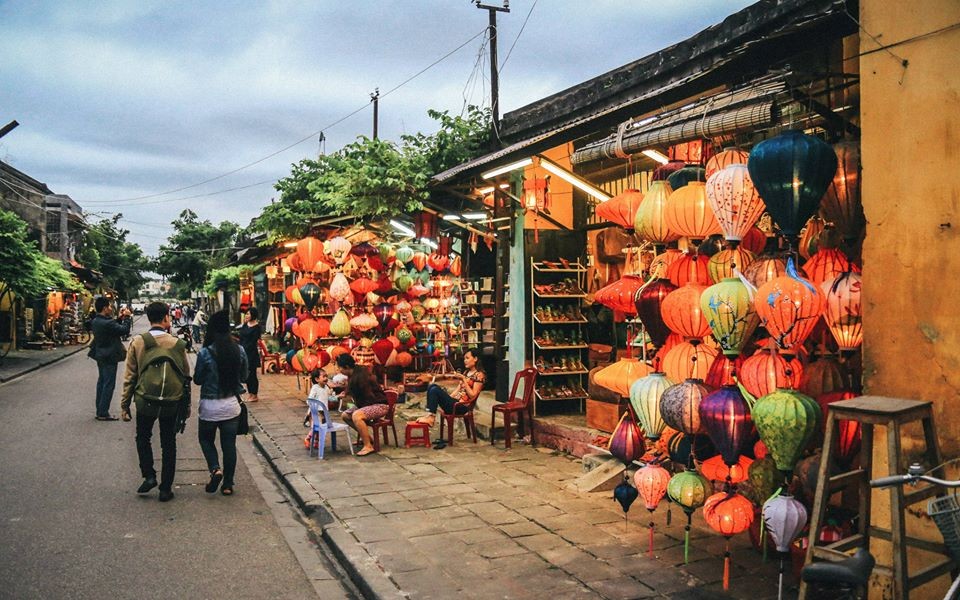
[707,247,756,283]
[329,272,351,302]
[635,464,672,556]
[699,386,753,467]
[705,164,765,243]
[608,411,644,464]
[821,141,865,243]
[329,308,352,338]
[763,493,809,600]
[634,180,680,246]
[299,282,322,311]
[635,277,677,348]
[755,259,825,356]
[752,388,820,473]
[668,470,712,563]
[326,236,353,264]
[822,270,862,352]
[296,236,325,272]
[630,372,675,440]
[700,277,760,357]
[594,358,652,397]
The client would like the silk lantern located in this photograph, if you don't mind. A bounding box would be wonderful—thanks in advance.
[822,270,862,351]
[371,338,395,365]
[594,358,651,398]
[297,319,322,347]
[747,456,779,507]
[802,247,852,287]
[635,278,676,348]
[752,388,819,473]
[743,247,787,290]
[395,351,413,368]
[662,341,717,383]
[667,166,706,190]
[634,180,680,246]
[821,141,865,242]
[763,493,808,600]
[701,277,760,357]
[635,464,672,556]
[664,182,721,242]
[661,379,710,435]
[668,431,716,466]
[329,272,351,302]
[747,130,838,240]
[329,309,352,338]
[668,470,712,563]
[705,354,744,388]
[700,454,752,484]
[285,285,304,305]
[287,251,304,273]
[818,390,862,467]
[597,188,643,231]
[630,372,675,440]
[706,164,764,243]
[350,277,378,296]
[699,386,752,467]
[394,246,414,265]
[299,282,322,311]
[703,491,755,590]
[608,411,644,464]
[613,476,639,517]
[296,237,325,271]
[705,148,749,179]
[708,247,756,283]
[799,354,847,398]
[350,313,378,332]
[595,274,645,316]
[373,302,396,332]
[326,237,352,264]
[410,252,428,272]
[649,247,683,277]
[661,283,711,339]
[799,215,826,260]
[740,345,803,399]
[755,259,824,356]
[667,252,711,286]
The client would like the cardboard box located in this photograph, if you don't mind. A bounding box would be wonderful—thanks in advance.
[586,397,630,433]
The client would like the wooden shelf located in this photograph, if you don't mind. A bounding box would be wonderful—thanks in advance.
[534,342,588,350]
[536,392,588,402]
[537,370,589,377]
[534,317,588,325]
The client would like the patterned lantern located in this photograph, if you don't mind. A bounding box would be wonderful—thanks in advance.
[755,259,824,355]
[699,386,752,467]
[608,411,644,464]
[752,389,820,472]
[661,378,710,435]
[704,491,755,590]
[667,253,711,287]
[705,164,765,243]
[664,182,721,241]
[662,342,717,383]
[799,215,826,260]
[630,372,675,440]
[668,470,713,563]
[799,355,847,398]
[635,278,676,348]
[763,493,808,599]
[705,148,750,179]
[747,456,780,506]
[597,189,643,230]
[661,283,711,339]
[296,237,325,271]
[822,271,862,351]
[747,130,838,239]
[707,247,756,283]
[821,141,865,242]
[329,272,351,301]
[635,464,672,557]
[326,237,352,264]
[701,277,760,357]
[299,282,322,311]
[802,247,852,287]
[700,454,752,484]
[594,358,651,397]
[595,274,645,316]
[706,354,744,388]
[740,345,803,399]
[634,181,680,245]
[329,309,352,338]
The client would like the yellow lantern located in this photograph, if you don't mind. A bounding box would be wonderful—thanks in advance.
[593,358,651,397]
[664,181,721,242]
[329,309,352,338]
[707,247,756,283]
[634,181,680,245]
[700,278,760,357]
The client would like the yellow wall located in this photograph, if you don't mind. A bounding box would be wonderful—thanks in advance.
[522,143,576,231]
[860,2,960,597]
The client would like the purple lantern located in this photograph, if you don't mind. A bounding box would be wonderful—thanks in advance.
[699,385,753,467]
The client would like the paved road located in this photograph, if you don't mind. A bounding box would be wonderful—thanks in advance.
[0,323,350,599]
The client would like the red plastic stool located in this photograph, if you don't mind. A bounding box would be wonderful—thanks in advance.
[404,422,431,448]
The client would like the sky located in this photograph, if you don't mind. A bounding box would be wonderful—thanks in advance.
[0,0,755,257]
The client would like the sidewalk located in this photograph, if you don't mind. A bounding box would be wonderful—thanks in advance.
[0,343,89,383]
[249,371,794,600]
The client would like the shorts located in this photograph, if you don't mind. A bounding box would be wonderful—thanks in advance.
[343,403,389,421]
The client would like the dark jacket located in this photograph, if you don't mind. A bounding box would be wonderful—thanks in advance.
[237,323,262,368]
[87,313,131,363]
[193,344,249,400]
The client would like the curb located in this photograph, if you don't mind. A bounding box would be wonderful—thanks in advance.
[0,344,88,384]
[251,427,406,600]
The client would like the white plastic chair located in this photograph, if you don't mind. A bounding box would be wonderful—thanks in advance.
[307,398,354,459]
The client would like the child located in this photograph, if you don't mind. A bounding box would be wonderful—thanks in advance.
[303,369,332,427]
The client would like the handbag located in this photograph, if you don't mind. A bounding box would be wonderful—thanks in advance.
[235,395,250,435]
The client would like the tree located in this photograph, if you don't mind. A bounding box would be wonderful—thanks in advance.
[76,214,149,300]
[154,210,240,298]
[0,208,80,297]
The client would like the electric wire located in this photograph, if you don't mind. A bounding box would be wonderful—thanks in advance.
[499,0,538,73]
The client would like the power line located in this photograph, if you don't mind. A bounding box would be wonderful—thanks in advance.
[499,0,538,73]
[80,178,275,207]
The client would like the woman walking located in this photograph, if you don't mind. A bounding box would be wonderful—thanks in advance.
[193,310,248,496]
[237,307,262,402]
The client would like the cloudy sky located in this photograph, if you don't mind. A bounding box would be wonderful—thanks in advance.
[1,0,753,256]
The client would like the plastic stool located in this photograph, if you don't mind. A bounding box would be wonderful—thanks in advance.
[405,422,431,448]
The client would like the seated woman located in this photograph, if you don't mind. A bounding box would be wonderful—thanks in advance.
[337,354,389,456]
[417,349,486,428]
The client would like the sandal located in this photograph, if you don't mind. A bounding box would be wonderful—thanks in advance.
[221,486,234,496]
[206,469,223,494]
[356,448,376,456]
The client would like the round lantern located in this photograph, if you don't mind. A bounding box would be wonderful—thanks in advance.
[705,148,750,179]
[699,386,752,467]
[822,270,862,352]
[700,277,760,357]
[595,274,645,316]
[285,285,304,306]
[634,180,680,245]
[325,237,352,264]
[635,463,672,557]
[664,181,721,241]
[707,247,755,283]
[802,247,852,287]
[743,248,787,290]
[668,470,712,564]
[754,260,825,355]
[597,188,643,230]
[608,411,644,464]
[661,378,710,435]
[296,237,325,271]
[594,358,651,398]
[667,252,711,287]
[329,309,352,338]
[395,351,413,368]
[747,456,779,506]
[297,319,322,347]
[705,164,764,243]
[747,130,838,239]
[635,278,677,348]
[705,354,744,388]
[329,272,351,302]
[700,454,753,484]
[662,341,717,383]
[630,372,675,440]
[395,246,414,265]
[661,283,711,340]
[799,355,847,398]
[752,388,820,473]
[667,166,707,190]
[649,247,683,277]
[740,346,803,399]
[821,141,865,243]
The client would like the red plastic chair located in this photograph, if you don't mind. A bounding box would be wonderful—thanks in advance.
[258,339,281,374]
[368,389,399,451]
[439,397,479,446]
[491,368,538,449]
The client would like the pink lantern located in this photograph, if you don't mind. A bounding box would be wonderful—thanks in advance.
[822,271,862,352]
[705,164,764,243]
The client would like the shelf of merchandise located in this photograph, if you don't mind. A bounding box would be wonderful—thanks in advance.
[530,258,588,416]
[458,278,507,353]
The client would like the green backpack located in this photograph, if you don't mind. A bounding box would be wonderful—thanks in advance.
[135,333,188,404]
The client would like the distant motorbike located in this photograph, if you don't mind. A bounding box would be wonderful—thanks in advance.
[176,324,194,353]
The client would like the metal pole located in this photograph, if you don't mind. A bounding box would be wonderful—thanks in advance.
[370,88,380,140]
[475,2,509,146]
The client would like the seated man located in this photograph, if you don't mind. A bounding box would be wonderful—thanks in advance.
[336,354,388,456]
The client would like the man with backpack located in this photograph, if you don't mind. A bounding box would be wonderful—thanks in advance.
[120,302,191,502]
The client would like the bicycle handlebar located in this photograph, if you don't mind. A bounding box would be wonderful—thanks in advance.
[871,473,960,489]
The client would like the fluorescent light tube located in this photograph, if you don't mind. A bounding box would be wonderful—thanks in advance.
[641,149,670,165]
[390,220,415,237]
[442,214,462,221]
[481,158,533,179]
[420,237,438,249]
[461,212,488,220]
[539,160,610,202]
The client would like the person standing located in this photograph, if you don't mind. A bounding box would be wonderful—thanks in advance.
[237,307,262,402]
[120,302,190,502]
[193,310,248,496]
[88,296,132,420]
[192,306,207,344]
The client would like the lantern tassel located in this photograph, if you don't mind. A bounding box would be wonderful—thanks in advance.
[667,504,672,527]
[648,520,655,558]
[723,540,731,591]
[684,516,692,564]
[777,557,785,600]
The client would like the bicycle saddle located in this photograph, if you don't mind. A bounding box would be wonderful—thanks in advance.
[801,547,876,587]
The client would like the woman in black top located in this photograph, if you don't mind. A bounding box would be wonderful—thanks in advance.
[237,307,262,402]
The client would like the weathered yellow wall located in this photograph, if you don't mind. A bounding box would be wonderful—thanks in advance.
[860,3,960,597]
[522,143,575,231]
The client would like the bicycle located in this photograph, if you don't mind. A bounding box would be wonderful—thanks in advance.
[802,463,960,599]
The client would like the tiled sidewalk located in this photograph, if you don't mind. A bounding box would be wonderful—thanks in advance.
[249,372,794,600]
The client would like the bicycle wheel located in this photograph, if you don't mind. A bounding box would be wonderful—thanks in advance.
[76,329,91,345]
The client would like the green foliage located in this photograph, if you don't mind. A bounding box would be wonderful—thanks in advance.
[203,264,259,294]
[154,209,240,297]
[254,106,491,243]
[0,208,80,296]
[77,214,149,300]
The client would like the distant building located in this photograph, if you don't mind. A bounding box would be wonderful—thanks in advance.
[137,279,171,298]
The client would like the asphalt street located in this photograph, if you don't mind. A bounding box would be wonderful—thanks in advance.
[0,321,346,600]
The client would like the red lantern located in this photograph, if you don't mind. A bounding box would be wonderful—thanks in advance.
[350,277,379,295]
[705,354,744,388]
[755,261,825,356]
[667,253,711,287]
[741,226,766,255]
[296,237,325,272]
[661,283,711,339]
[704,491,756,590]
[817,390,861,466]
[700,454,753,484]
[662,341,717,383]
[739,345,803,399]
[371,338,395,365]
[635,278,676,348]
[802,247,853,287]
[427,253,449,272]
[414,212,438,240]
[597,189,643,230]
[287,252,304,273]
[596,274,645,316]
[754,439,768,460]
[411,252,428,271]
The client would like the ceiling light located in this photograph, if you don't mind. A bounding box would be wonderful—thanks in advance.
[442,214,462,221]
[283,241,298,248]
[420,237,438,249]
[481,158,533,179]
[390,219,415,237]
[539,159,610,202]
[642,149,670,165]
[461,212,488,220]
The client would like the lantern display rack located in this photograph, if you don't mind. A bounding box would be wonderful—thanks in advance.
[530,259,589,413]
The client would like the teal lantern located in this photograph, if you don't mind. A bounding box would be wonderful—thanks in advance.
[299,282,322,311]
[667,470,712,563]
[629,372,674,440]
[752,388,819,473]
[747,130,838,240]
[700,277,760,357]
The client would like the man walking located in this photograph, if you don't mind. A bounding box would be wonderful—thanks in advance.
[121,302,191,502]
[87,296,132,420]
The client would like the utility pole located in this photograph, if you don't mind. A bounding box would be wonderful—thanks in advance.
[0,120,18,140]
[370,88,380,140]
[475,1,509,146]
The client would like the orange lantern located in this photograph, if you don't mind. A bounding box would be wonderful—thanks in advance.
[662,341,717,382]
[667,253,711,287]
[664,181,721,242]
[799,354,847,398]
[595,274,645,316]
[699,454,753,484]
[284,285,304,305]
[802,247,852,287]
[703,491,755,590]
[634,180,680,245]
[707,247,755,283]
[754,261,824,356]
[296,237,325,271]
[649,247,683,278]
[297,319,322,347]
[597,189,643,230]
[705,148,750,179]
[822,271,862,352]
[739,345,803,399]
[411,252,428,271]
[661,283,711,339]
[799,215,826,260]
[743,247,787,290]
[287,252,304,273]
[350,277,379,295]
[593,358,651,397]
[821,141,865,243]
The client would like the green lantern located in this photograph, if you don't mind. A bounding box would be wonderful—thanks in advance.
[667,470,712,563]
[629,372,675,440]
[752,389,819,473]
[395,246,414,265]
[700,277,759,357]
[746,456,779,506]
[395,275,413,293]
